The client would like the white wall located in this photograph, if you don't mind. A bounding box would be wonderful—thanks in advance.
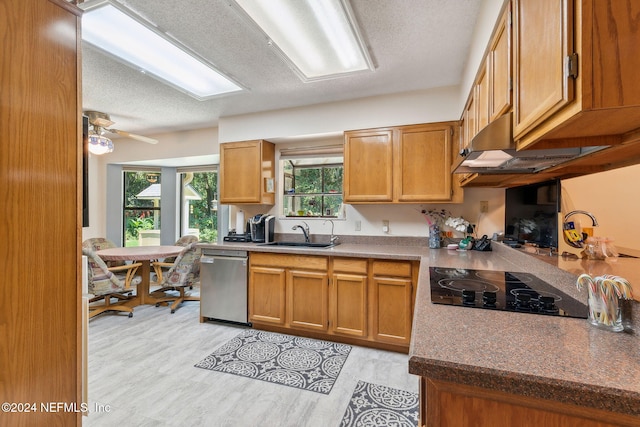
[219,87,461,143]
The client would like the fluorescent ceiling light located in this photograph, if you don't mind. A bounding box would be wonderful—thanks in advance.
[232,0,373,81]
[81,1,243,100]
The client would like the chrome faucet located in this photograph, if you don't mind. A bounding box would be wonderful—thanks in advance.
[323,219,339,245]
[564,210,599,226]
[292,221,310,243]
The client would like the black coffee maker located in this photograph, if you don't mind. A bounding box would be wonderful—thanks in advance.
[250,214,275,243]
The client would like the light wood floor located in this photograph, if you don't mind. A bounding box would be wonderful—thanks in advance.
[83,285,418,427]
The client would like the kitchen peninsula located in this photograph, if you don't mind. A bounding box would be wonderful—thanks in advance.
[199,239,640,427]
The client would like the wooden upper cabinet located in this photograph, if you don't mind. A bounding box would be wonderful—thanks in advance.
[344,123,456,203]
[463,95,477,148]
[489,2,512,122]
[395,124,452,202]
[220,140,275,204]
[476,62,490,132]
[513,0,574,141]
[586,0,640,111]
[343,128,394,202]
[513,0,640,150]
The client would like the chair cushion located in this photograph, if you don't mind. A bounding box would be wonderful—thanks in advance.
[82,248,127,296]
[163,243,201,288]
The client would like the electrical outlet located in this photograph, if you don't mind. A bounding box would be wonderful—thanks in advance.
[383,220,389,233]
[355,220,361,231]
[480,201,489,213]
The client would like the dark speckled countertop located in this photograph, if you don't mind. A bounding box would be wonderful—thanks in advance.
[198,238,640,418]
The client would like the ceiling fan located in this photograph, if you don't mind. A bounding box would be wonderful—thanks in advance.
[85,110,159,147]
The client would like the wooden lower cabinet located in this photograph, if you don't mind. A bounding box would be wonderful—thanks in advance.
[331,257,368,338]
[249,253,417,352]
[371,276,413,345]
[288,269,329,332]
[371,260,414,346]
[249,266,286,325]
[421,378,639,427]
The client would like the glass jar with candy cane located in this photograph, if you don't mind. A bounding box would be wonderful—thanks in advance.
[576,274,633,332]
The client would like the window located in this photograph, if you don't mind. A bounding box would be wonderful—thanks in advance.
[282,157,343,218]
[179,170,219,243]
[123,171,161,246]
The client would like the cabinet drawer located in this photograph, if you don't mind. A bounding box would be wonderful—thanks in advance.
[332,258,367,274]
[250,252,328,270]
[372,260,412,278]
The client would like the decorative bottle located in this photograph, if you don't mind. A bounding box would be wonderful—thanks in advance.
[429,225,441,249]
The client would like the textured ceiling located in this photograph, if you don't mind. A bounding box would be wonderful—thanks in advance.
[81,0,483,138]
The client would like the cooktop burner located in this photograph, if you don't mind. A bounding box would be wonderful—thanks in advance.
[429,267,588,318]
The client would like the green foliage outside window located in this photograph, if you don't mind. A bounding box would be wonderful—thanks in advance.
[122,170,219,245]
[123,171,161,246]
[283,160,343,218]
[183,172,218,242]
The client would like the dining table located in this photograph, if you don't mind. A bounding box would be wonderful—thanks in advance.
[96,245,184,307]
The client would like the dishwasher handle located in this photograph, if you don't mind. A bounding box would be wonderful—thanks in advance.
[201,255,248,266]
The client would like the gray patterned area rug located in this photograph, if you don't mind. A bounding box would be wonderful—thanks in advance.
[195,329,351,394]
[340,380,419,427]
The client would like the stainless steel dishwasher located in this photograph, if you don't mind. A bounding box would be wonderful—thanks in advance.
[200,249,250,325]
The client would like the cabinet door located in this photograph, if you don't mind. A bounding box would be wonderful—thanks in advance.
[476,63,490,132]
[463,95,477,147]
[344,128,394,202]
[489,3,512,122]
[249,266,286,325]
[220,140,273,204]
[395,124,452,202]
[513,0,574,139]
[371,276,413,345]
[331,273,367,337]
[287,270,329,331]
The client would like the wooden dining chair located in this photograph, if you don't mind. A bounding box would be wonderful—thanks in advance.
[151,242,201,313]
[82,237,142,290]
[83,248,135,318]
[152,234,199,283]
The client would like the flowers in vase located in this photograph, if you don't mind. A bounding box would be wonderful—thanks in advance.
[420,209,475,235]
[445,216,472,233]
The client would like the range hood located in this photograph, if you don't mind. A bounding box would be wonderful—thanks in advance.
[452,112,609,174]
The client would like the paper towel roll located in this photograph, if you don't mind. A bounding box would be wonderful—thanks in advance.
[236,210,245,233]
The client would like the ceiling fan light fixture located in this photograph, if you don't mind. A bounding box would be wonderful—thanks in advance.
[88,133,114,155]
[231,0,373,81]
[81,1,244,100]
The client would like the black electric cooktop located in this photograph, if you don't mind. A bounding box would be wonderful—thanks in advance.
[429,267,588,319]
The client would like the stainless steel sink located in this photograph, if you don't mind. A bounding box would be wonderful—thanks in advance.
[258,241,338,248]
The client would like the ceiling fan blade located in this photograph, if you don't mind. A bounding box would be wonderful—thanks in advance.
[108,128,159,144]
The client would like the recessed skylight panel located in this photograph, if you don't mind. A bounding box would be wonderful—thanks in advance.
[232,0,374,80]
[81,1,243,99]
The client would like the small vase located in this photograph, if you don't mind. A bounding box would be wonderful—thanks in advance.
[428,225,441,249]
[588,294,623,332]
